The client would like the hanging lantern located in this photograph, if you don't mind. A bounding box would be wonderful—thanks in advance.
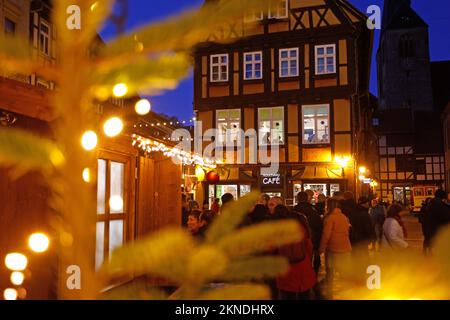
[206,171,220,184]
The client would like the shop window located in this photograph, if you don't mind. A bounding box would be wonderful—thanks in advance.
[210,54,229,82]
[96,159,126,270]
[258,107,284,145]
[244,51,263,80]
[302,105,330,145]
[216,109,241,145]
[315,44,336,75]
[279,48,299,78]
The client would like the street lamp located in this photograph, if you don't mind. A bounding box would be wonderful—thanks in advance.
[335,155,352,178]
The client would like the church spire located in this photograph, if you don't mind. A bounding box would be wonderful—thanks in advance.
[382,0,411,30]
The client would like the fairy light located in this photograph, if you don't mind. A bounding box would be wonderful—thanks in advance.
[28,233,50,253]
[81,131,97,151]
[5,253,27,271]
[103,117,124,137]
[135,99,151,115]
[131,134,217,169]
[3,288,18,300]
[82,168,91,183]
[113,83,128,97]
[10,272,24,286]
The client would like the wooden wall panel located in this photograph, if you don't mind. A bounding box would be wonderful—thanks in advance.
[209,86,230,97]
[333,99,351,132]
[314,78,338,88]
[288,104,299,134]
[334,134,352,156]
[288,136,299,162]
[243,83,264,95]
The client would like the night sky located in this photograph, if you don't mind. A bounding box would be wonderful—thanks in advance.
[101,0,450,120]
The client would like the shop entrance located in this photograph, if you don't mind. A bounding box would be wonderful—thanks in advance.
[393,186,412,206]
[293,182,341,204]
[208,184,252,206]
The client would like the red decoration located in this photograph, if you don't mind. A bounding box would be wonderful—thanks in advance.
[206,171,220,184]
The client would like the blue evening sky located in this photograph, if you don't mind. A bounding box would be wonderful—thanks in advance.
[101,0,450,120]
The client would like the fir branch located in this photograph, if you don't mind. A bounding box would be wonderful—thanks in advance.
[205,192,259,244]
[219,256,289,282]
[103,228,196,283]
[216,220,303,258]
[0,129,64,175]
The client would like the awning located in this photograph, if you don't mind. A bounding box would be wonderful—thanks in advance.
[298,166,344,180]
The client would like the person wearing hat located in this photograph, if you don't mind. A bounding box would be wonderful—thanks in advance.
[428,189,450,245]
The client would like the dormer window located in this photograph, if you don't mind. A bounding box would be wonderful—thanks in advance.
[268,0,288,19]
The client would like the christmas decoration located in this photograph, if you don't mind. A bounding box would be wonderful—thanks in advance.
[206,170,220,184]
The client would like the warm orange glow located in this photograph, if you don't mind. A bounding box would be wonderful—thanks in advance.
[4,253,27,271]
[10,272,24,286]
[335,155,352,168]
[28,233,50,253]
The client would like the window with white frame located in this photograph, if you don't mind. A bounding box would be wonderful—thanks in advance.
[279,48,299,78]
[39,20,50,56]
[258,107,284,145]
[302,105,330,144]
[315,44,336,75]
[244,51,263,80]
[244,10,263,22]
[216,109,241,145]
[210,54,229,82]
[269,0,288,19]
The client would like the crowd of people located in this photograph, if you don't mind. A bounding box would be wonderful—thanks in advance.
[180,188,450,300]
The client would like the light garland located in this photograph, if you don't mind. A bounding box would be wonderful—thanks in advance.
[132,134,216,169]
[133,117,196,129]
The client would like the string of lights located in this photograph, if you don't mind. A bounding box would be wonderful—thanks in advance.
[132,134,217,169]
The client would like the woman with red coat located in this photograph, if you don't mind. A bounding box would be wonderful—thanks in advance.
[275,205,317,300]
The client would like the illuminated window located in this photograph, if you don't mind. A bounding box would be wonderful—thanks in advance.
[279,48,299,78]
[96,159,126,270]
[269,0,288,19]
[210,54,229,82]
[216,109,241,145]
[244,10,263,22]
[302,105,330,144]
[258,107,284,145]
[244,52,263,80]
[315,44,336,75]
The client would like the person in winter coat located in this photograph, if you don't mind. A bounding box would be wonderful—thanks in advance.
[341,197,375,250]
[417,198,432,254]
[276,205,317,300]
[369,198,386,250]
[382,204,408,250]
[294,191,323,274]
[427,189,450,245]
[319,198,352,283]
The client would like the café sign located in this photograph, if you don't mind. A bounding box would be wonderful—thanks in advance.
[260,173,283,188]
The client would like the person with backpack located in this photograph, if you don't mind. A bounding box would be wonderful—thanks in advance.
[275,205,317,300]
[427,189,450,246]
[417,198,432,254]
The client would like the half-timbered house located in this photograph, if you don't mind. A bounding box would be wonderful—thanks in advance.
[193,0,374,204]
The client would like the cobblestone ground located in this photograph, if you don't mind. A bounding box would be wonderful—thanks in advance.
[317,213,424,300]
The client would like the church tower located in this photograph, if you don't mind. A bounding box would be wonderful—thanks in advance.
[377,0,433,110]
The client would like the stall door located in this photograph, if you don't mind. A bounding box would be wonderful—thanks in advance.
[95,152,135,270]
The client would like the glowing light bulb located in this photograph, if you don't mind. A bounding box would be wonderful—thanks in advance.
[5,253,27,271]
[103,117,123,137]
[28,233,50,253]
[3,288,18,300]
[81,131,97,151]
[10,272,24,286]
[109,195,124,212]
[113,83,128,97]
[82,168,90,183]
[359,166,367,174]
